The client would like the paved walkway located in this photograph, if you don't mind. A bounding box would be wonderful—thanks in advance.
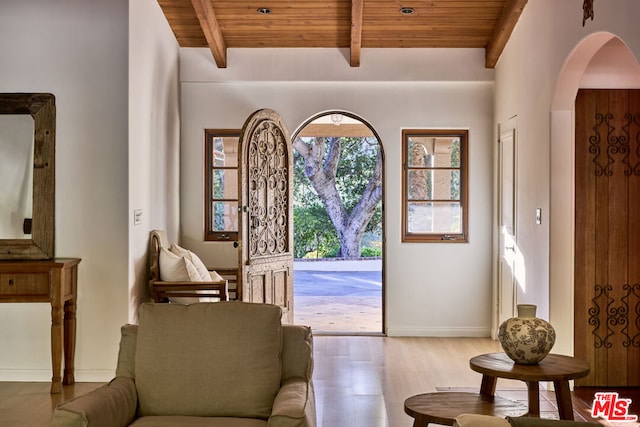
[293,260,383,334]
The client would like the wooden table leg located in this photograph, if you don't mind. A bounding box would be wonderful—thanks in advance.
[525,381,540,417]
[480,374,497,396]
[50,299,63,394]
[412,415,428,427]
[553,380,574,420]
[63,297,77,385]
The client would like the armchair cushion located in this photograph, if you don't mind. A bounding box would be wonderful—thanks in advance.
[135,303,283,419]
[129,417,267,427]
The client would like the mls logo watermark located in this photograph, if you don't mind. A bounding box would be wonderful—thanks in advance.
[591,392,638,422]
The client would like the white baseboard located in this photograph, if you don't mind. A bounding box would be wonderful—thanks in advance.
[0,369,114,383]
[386,326,491,337]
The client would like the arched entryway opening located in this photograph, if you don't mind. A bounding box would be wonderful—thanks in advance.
[550,32,640,383]
[290,110,385,335]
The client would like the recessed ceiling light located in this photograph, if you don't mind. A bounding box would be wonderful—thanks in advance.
[399,7,415,15]
[257,7,271,14]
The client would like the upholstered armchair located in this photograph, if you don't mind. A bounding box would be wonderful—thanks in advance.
[53,302,316,427]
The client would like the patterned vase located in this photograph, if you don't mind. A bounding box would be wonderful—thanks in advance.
[498,304,556,365]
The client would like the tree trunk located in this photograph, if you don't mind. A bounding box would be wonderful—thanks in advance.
[293,136,382,258]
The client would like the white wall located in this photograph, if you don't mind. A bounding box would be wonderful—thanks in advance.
[128,0,181,323]
[0,0,129,381]
[180,49,496,336]
[494,0,640,354]
[0,0,179,382]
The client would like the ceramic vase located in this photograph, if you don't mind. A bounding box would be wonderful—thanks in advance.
[498,304,556,365]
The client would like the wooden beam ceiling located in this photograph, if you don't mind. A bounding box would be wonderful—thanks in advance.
[350,0,364,67]
[485,0,528,68]
[158,0,527,70]
[190,0,227,68]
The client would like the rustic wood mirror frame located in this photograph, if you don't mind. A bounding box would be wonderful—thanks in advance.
[0,93,55,259]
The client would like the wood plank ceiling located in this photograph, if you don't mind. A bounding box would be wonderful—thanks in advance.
[157,0,527,69]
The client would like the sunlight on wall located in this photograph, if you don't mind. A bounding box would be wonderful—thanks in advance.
[502,227,527,293]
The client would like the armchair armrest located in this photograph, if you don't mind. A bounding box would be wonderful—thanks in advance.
[52,377,137,427]
[268,378,316,427]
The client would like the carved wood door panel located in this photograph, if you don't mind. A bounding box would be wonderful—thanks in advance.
[238,109,294,323]
[575,89,640,386]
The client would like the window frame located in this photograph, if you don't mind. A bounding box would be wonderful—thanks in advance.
[401,129,469,243]
[204,129,240,242]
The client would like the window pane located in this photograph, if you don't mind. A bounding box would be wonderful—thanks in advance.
[407,138,432,167]
[407,202,462,234]
[407,170,431,200]
[432,137,460,168]
[212,169,238,199]
[407,170,460,201]
[211,201,238,232]
[212,136,238,167]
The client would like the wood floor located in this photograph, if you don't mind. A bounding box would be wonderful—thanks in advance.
[1,336,637,426]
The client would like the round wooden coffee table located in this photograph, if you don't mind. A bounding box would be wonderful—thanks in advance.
[404,392,527,427]
[469,352,590,420]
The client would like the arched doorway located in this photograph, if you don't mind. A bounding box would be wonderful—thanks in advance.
[290,111,385,334]
[550,33,640,385]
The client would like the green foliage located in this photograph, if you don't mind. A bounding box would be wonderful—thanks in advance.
[293,135,382,258]
[293,205,340,258]
[360,247,382,257]
[450,138,461,198]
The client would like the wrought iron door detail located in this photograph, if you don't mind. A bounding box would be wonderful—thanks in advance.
[589,112,640,176]
[590,284,640,348]
[247,120,290,258]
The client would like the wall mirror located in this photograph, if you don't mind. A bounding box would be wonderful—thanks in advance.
[0,93,55,259]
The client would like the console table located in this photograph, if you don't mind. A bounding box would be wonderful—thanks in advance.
[0,258,81,393]
[470,352,590,420]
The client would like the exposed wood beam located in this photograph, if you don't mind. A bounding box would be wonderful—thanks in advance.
[350,0,364,67]
[485,0,528,68]
[190,0,227,68]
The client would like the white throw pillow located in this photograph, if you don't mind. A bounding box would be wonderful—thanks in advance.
[209,270,224,282]
[159,247,202,282]
[170,244,211,281]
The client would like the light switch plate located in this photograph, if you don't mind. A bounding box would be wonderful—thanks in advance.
[134,209,143,226]
[536,208,542,225]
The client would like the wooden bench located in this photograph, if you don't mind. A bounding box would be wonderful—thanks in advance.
[148,230,230,303]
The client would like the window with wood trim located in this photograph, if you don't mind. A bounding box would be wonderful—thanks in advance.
[205,129,239,242]
[402,129,468,242]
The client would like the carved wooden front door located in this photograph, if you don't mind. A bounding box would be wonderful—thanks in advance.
[238,109,294,323]
[574,89,640,386]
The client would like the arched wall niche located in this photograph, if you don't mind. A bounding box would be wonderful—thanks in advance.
[549,32,640,355]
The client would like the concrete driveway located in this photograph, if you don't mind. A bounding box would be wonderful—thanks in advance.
[293,260,383,334]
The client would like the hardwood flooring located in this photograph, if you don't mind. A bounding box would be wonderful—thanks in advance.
[1,336,637,426]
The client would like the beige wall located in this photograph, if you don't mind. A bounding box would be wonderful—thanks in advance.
[494,0,640,355]
[0,0,129,380]
[4,0,639,381]
[128,0,181,323]
[179,54,496,336]
[0,0,179,382]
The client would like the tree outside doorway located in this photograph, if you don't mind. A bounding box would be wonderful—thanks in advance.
[292,112,384,334]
